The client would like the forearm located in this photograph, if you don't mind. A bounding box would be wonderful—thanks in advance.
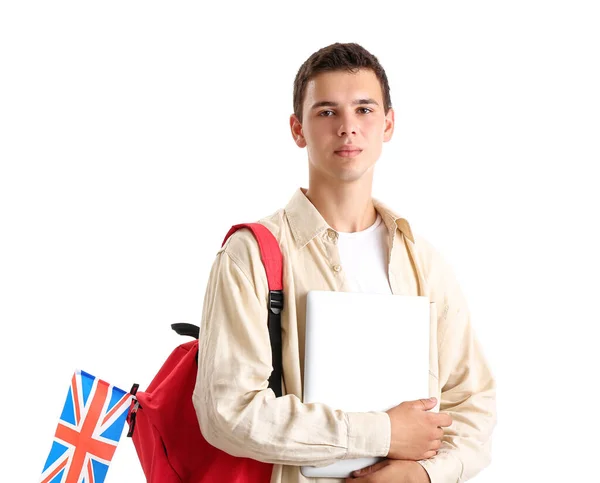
[414,236,498,482]
[416,337,497,482]
[193,384,391,466]
[416,407,495,483]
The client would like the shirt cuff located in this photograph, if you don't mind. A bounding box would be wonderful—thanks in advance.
[343,411,391,460]
[417,451,463,483]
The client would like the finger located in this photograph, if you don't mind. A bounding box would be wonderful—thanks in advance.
[430,439,442,450]
[352,460,385,478]
[352,459,389,478]
[416,397,437,410]
[356,463,397,482]
[435,414,453,427]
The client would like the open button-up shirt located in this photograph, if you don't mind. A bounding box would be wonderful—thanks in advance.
[193,187,497,483]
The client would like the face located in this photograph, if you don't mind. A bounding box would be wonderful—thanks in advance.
[290,68,394,184]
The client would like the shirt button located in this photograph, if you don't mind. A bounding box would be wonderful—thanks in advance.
[332,264,342,272]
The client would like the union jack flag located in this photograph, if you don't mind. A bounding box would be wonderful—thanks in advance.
[40,370,132,483]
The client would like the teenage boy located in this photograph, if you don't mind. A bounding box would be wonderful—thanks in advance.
[194,42,497,483]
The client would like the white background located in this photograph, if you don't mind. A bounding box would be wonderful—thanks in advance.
[1,1,599,481]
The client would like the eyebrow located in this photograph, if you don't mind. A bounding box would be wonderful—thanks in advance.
[310,98,380,110]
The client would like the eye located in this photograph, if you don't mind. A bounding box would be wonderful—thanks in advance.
[318,107,372,117]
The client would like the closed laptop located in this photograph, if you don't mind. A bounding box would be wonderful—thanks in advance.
[300,290,432,479]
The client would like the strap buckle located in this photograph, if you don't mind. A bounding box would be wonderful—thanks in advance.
[269,290,284,315]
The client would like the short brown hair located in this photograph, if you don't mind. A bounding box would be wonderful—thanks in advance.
[293,42,392,124]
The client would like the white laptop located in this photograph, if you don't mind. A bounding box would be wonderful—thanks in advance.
[300,290,433,479]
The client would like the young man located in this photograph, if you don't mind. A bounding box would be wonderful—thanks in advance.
[193,43,497,483]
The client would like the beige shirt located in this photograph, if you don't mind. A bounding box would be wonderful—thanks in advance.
[193,187,497,483]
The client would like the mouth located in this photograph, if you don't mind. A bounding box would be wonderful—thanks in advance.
[334,149,362,158]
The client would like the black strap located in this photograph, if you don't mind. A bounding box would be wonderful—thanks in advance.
[267,290,284,397]
[126,384,140,438]
[171,323,200,339]
[170,291,284,398]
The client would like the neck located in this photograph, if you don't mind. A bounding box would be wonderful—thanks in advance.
[302,177,377,233]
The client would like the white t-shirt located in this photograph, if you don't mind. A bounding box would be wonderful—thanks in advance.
[336,212,392,294]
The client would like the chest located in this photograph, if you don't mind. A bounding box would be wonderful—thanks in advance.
[278,230,423,395]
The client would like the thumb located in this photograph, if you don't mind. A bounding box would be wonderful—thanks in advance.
[415,397,436,409]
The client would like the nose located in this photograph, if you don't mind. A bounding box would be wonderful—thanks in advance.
[337,112,358,137]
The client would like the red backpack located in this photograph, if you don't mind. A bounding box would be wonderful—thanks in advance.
[126,223,284,482]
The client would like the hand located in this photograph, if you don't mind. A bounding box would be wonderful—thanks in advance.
[386,397,452,460]
[344,459,431,483]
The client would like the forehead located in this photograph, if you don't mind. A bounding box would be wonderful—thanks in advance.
[304,68,383,105]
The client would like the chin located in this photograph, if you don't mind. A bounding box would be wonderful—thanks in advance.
[330,158,375,175]
[329,167,372,183]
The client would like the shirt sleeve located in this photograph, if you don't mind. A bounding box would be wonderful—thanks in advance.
[192,230,391,467]
[415,238,498,483]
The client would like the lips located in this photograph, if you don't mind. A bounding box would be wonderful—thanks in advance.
[334,147,362,158]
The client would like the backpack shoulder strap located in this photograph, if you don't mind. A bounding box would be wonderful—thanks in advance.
[222,223,284,397]
[402,233,429,298]
[222,223,283,292]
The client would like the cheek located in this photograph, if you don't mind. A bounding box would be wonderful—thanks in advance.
[362,128,384,146]
[362,117,384,135]
[306,123,333,146]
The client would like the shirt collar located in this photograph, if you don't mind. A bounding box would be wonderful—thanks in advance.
[284,187,414,249]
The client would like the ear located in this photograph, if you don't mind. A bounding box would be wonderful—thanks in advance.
[383,107,395,143]
[289,113,307,148]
